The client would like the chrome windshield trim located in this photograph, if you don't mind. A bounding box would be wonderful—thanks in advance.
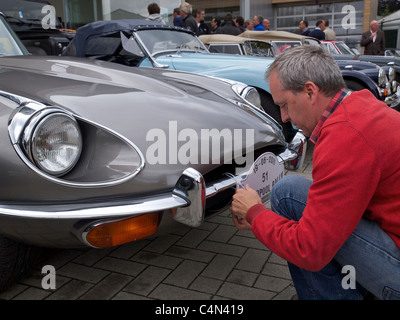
[130,31,168,68]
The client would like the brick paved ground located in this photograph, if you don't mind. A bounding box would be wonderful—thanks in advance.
[0,144,314,301]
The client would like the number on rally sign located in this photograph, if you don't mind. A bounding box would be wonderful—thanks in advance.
[238,152,284,205]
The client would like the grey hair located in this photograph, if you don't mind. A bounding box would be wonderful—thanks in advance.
[180,2,192,14]
[265,46,346,97]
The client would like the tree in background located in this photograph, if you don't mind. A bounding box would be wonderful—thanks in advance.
[378,0,400,16]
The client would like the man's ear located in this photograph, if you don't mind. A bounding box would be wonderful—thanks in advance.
[304,81,319,105]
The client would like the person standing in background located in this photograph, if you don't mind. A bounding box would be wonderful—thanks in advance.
[210,17,221,33]
[194,8,210,35]
[173,7,183,27]
[180,2,199,35]
[361,20,385,55]
[146,3,165,24]
[235,16,246,33]
[309,20,325,40]
[263,19,271,31]
[216,13,241,35]
[253,15,265,31]
[245,19,254,30]
[299,20,310,36]
[323,19,336,40]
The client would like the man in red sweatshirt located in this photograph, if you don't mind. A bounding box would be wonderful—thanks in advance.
[231,46,400,300]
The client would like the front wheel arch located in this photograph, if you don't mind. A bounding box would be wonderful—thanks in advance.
[341,71,381,99]
[344,78,367,92]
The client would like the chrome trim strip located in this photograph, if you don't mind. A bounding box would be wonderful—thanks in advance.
[0,194,188,219]
[130,32,169,69]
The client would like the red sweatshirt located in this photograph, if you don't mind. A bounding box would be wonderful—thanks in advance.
[246,90,400,271]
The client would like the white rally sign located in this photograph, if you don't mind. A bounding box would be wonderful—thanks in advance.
[238,152,284,205]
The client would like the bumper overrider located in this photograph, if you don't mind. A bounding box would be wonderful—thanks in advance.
[385,84,400,110]
[0,133,306,249]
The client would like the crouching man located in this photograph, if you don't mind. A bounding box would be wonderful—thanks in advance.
[231,46,400,300]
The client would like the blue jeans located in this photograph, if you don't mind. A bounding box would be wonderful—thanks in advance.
[270,175,400,300]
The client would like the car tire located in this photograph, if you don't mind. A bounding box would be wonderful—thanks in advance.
[345,79,366,92]
[0,235,41,292]
[258,90,297,142]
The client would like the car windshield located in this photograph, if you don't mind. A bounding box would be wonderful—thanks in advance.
[334,42,355,55]
[135,29,208,56]
[0,15,29,56]
[385,49,400,57]
[244,41,274,57]
[0,0,62,30]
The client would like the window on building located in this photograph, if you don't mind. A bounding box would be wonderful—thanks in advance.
[274,1,364,48]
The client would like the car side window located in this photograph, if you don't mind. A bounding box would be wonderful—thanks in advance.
[85,36,121,56]
[208,44,242,55]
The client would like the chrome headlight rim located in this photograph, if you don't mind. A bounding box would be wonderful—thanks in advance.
[378,68,387,87]
[27,112,83,177]
[392,80,398,93]
[231,83,262,109]
[240,86,262,109]
[205,76,262,109]
[388,67,396,82]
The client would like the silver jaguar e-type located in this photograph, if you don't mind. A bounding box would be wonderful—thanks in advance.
[0,13,306,291]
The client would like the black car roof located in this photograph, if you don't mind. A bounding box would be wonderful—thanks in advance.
[73,19,193,57]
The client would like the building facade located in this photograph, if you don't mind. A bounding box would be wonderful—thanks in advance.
[48,0,379,48]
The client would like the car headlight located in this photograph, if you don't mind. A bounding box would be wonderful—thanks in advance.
[7,96,145,187]
[378,68,387,87]
[207,76,262,109]
[28,113,82,176]
[388,67,396,82]
[231,83,262,109]
[241,86,262,109]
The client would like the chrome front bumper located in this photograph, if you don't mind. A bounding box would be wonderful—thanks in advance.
[0,131,307,247]
[173,130,307,228]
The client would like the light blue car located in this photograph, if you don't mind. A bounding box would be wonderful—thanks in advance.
[66,19,297,140]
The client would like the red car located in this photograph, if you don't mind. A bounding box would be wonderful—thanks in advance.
[321,40,357,55]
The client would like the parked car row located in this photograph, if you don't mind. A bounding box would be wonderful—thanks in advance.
[64,19,300,141]
[200,31,400,110]
[320,39,400,84]
[0,14,307,291]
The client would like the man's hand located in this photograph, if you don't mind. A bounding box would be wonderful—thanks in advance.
[230,185,262,230]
